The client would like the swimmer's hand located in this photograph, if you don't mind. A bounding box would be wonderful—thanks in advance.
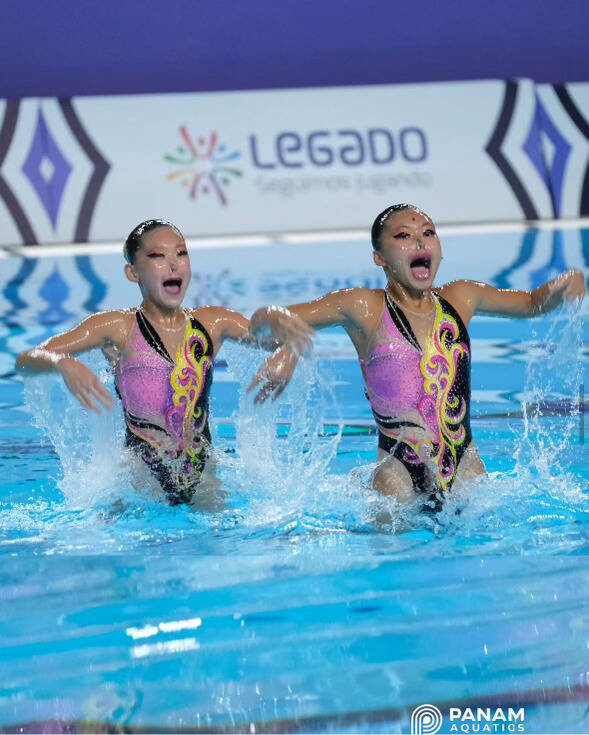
[247,345,298,403]
[546,269,586,306]
[58,357,114,413]
[250,306,315,356]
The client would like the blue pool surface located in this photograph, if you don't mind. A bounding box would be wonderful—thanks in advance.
[0,225,588,733]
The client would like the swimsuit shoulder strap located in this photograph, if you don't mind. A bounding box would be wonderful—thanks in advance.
[187,312,215,358]
[383,291,422,352]
[135,309,173,362]
[433,293,470,348]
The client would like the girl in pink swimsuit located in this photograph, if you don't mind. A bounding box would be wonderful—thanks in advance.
[259,204,585,502]
[361,287,471,497]
[114,307,215,503]
[17,219,313,505]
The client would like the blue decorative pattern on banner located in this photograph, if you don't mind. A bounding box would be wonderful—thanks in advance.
[59,100,110,242]
[0,101,38,244]
[0,100,110,245]
[554,85,589,216]
[21,107,72,229]
[485,81,539,220]
[523,96,571,217]
[522,101,550,198]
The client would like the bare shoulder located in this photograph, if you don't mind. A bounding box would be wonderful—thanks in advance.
[88,308,136,346]
[338,287,382,308]
[436,280,484,326]
[32,308,135,355]
[437,279,482,300]
[187,306,249,344]
[290,287,382,328]
[188,305,246,326]
[93,308,135,325]
[298,288,384,318]
[329,287,379,302]
[341,287,384,323]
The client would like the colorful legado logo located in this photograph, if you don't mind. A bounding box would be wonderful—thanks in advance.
[164,127,242,205]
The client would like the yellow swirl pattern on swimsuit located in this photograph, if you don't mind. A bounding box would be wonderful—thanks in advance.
[421,298,468,492]
[170,315,213,464]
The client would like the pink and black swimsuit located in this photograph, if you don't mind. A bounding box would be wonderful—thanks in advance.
[115,310,214,504]
[361,291,471,495]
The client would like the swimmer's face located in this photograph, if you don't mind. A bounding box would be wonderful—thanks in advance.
[125,225,191,309]
[373,209,441,291]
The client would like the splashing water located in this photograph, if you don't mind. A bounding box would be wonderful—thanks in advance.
[517,304,585,484]
[431,305,588,551]
[215,343,350,532]
[16,306,588,553]
[23,352,127,509]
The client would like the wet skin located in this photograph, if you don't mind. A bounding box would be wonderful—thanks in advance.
[283,207,586,501]
[14,225,315,505]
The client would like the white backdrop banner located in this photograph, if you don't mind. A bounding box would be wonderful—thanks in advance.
[0,79,587,246]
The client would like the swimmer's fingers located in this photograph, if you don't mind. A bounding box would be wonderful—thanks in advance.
[73,386,102,413]
[92,380,115,410]
[548,269,586,303]
[73,382,112,413]
[247,365,276,404]
[257,377,289,404]
[251,371,288,404]
[271,309,315,356]
[248,347,297,404]
[85,381,114,412]
[271,382,288,401]
[285,322,315,357]
[59,358,114,412]
[566,273,586,302]
[560,281,585,309]
[253,381,279,404]
[247,365,267,394]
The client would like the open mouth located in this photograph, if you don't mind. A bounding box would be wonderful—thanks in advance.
[163,278,183,295]
[409,255,431,281]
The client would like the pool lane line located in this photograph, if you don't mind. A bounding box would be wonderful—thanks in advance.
[211,404,587,436]
[3,683,589,734]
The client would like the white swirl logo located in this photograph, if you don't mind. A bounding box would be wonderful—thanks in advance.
[411,704,443,735]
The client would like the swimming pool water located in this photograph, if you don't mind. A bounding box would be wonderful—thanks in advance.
[0,225,588,733]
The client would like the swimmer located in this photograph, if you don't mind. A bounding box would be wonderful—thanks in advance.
[16,219,313,506]
[250,204,586,505]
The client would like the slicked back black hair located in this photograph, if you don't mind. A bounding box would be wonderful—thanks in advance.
[370,204,430,250]
[124,219,182,264]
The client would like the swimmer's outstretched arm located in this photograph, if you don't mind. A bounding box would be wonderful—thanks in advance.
[247,290,378,402]
[440,269,585,323]
[278,288,377,330]
[193,305,313,403]
[15,311,128,412]
[248,305,315,355]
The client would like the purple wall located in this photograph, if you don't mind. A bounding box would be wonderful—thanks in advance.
[1,0,588,99]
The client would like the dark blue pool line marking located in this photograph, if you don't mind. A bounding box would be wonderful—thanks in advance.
[3,683,589,733]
